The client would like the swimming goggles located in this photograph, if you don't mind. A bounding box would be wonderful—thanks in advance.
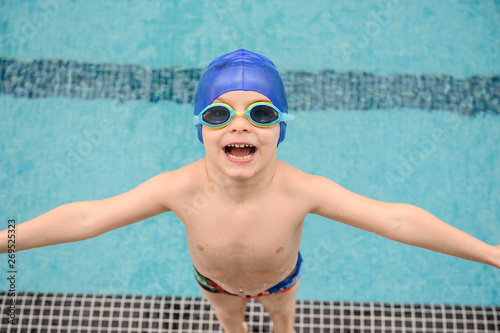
[193,102,295,129]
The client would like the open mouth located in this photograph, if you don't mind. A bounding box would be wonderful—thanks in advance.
[224,144,257,160]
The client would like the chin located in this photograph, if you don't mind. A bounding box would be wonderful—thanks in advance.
[222,151,278,181]
[222,159,259,179]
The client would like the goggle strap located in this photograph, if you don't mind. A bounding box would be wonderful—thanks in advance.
[282,114,295,123]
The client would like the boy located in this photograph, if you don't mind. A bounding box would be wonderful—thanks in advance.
[1,49,499,333]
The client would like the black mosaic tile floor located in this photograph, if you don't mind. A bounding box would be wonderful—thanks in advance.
[1,58,499,115]
[0,292,498,332]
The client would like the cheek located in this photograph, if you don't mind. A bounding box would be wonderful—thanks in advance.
[262,126,281,145]
[201,128,221,153]
[201,127,219,143]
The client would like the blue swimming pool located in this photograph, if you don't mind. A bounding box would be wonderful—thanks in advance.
[0,0,499,306]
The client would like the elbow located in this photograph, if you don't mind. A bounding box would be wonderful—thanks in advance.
[70,201,103,241]
[378,203,419,241]
[79,219,99,240]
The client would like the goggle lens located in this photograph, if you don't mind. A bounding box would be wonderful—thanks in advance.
[249,105,279,124]
[202,105,231,125]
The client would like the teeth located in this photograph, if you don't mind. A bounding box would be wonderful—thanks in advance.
[226,153,254,160]
[226,144,254,148]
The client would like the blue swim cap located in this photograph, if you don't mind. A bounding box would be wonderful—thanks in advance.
[194,49,288,145]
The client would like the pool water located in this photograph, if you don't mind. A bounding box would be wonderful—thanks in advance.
[0,0,499,305]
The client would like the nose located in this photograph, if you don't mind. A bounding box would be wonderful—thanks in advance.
[227,112,252,133]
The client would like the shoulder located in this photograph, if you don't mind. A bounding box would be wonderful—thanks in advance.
[135,159,206,204]
[147,159,205,190]
[275,160,355,213]
[276,160,329,183]
[275,160,332,196]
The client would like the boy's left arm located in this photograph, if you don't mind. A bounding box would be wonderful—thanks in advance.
[308,175,500,269]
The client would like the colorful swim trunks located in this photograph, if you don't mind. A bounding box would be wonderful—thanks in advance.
[193,252,302,299]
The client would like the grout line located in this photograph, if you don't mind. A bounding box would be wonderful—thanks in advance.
[1,292,498,332]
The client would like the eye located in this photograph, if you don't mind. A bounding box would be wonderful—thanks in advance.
[250,105,279,124]
[203,106,231,125]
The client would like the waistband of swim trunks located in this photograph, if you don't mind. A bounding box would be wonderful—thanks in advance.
[267,252,302,294]
[193,251,303,298]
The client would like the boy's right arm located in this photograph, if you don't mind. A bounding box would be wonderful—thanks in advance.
[0,172,174,254]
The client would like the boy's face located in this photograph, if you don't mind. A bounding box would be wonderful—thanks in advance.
[201,90,281,180]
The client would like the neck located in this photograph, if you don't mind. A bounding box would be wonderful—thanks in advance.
[203,159,278,202]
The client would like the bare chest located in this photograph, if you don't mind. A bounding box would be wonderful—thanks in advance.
[180,196,306,273]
